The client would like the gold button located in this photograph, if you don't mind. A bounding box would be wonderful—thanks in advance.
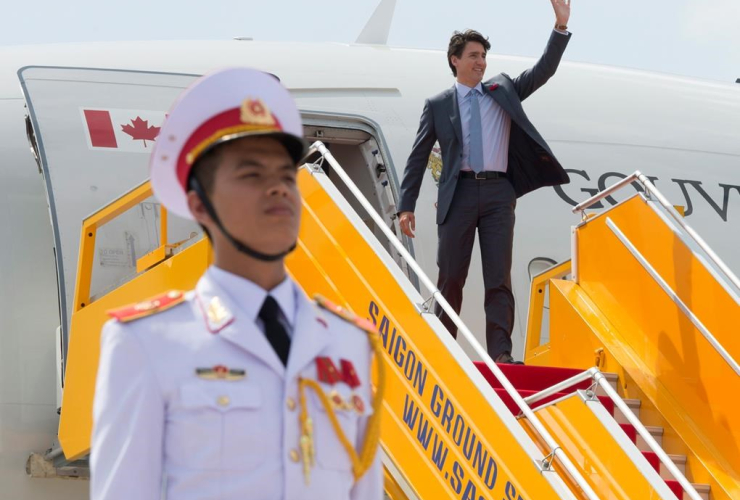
[217,395,230,407]
[286,398,296,411]
[289,449,300,463]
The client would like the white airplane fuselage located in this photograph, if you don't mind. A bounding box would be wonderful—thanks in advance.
[1,39,738,499]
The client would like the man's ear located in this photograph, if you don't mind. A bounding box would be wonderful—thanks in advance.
[186,189,212,228]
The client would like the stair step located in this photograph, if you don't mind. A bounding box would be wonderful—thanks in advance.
[593,372,619,395]
[667,480,711,500]
[475,362,590,392]
[642,450,661,472]
[493,388,615,416]
[636,425,664,450]
[666,479,683,498]
[477,363,707,500]
[613,398,641,424]
[641,452,688,479]
[687,483,711,500]
[661,454,687,480]
[620,423,637,442]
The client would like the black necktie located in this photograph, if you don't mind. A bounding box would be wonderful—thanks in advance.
[259,296,291,366]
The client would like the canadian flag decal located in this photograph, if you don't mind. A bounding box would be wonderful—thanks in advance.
[81,108,167,152]
[83,110,118,148]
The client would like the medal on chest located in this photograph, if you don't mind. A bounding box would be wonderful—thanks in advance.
[315,357,365,413]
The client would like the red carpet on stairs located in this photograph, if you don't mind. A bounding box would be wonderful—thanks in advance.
[642,451,661,472]
[475,362,615,414]
[475,361,683,499]
[666,480,684,498]
[620,423,637,442]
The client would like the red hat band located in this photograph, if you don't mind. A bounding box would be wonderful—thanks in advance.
[176,99,283,190]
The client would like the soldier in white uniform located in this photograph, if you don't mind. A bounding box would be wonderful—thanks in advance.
[90,68,384,500]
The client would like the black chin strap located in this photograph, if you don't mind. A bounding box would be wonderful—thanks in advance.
[189,176,297,262]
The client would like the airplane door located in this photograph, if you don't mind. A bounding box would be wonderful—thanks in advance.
[19,66,203,377]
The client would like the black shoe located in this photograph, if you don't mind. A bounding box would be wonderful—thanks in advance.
[495,353,524,365]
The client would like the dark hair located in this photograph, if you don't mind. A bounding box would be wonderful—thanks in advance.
[187,144,227,242]
[188,143,225,196]
[447,30,491,76]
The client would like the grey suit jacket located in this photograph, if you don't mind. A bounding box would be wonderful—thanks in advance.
[398,30,572,225]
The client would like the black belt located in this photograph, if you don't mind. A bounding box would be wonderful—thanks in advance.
[460,170,507,180]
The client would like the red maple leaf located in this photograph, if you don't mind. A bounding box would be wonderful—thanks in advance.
[121,116,160,147]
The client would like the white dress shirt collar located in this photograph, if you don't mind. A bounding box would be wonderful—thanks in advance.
[207,265,297,329]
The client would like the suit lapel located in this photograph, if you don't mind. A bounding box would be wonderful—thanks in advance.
[195,274,286,377]
[285,292,331,381]
[483,76,517,118]
[448,86,463,145]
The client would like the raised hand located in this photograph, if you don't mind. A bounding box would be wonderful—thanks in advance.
[550,0,571,26]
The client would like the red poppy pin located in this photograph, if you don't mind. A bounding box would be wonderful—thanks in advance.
[489,84,499,91]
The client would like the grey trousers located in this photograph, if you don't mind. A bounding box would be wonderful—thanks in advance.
[434,177,516,359]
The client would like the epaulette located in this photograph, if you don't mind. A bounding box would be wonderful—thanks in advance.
[314,294,378,335]
[107,290,186,323]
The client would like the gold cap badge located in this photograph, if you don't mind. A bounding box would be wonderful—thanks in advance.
[241,98,276,126]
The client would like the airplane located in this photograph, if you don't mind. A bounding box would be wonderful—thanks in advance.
[1,1,739,498]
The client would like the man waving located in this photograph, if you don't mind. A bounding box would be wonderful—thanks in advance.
[397,0,573,363]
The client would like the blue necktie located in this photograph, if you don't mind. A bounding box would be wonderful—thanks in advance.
[468,89,484,173]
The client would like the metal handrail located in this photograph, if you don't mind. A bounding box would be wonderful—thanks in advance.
[607,218,740,376]
[572,172,641,215]
[572,170,740,294]
[306,141,602,500]
[590,370,704,500]
[523,368,703,500]
[522,370,593,406]
[573,170,740,375]
[637,173,740,293]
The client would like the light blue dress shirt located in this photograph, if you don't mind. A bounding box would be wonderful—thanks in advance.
[455,81,512,173]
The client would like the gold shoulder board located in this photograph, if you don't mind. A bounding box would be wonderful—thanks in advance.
[107,290,186,323]
[313,294,378,335]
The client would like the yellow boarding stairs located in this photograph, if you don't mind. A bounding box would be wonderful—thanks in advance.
[50,142,737,500]
[522,173,740,500]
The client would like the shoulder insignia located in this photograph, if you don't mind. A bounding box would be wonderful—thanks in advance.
[107,290,186,323]
[313,294,378,335]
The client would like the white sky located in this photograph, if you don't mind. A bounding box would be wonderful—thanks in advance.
[3,0,739,84]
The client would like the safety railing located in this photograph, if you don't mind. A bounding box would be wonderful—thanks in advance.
[570,170,739,375]
[606,217,740,376]
[573,170,740,376]
[563,170,740,498]
[307,141,602,500]
[524,368,704,500]
[573,170,740,296]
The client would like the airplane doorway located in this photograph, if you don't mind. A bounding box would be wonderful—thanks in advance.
[302,118,417,288]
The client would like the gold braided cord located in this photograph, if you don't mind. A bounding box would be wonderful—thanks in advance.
[185,123,280,165]
[298,329,386,482]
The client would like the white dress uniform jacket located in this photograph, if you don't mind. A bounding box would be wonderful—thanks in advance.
[90,266,382,500]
